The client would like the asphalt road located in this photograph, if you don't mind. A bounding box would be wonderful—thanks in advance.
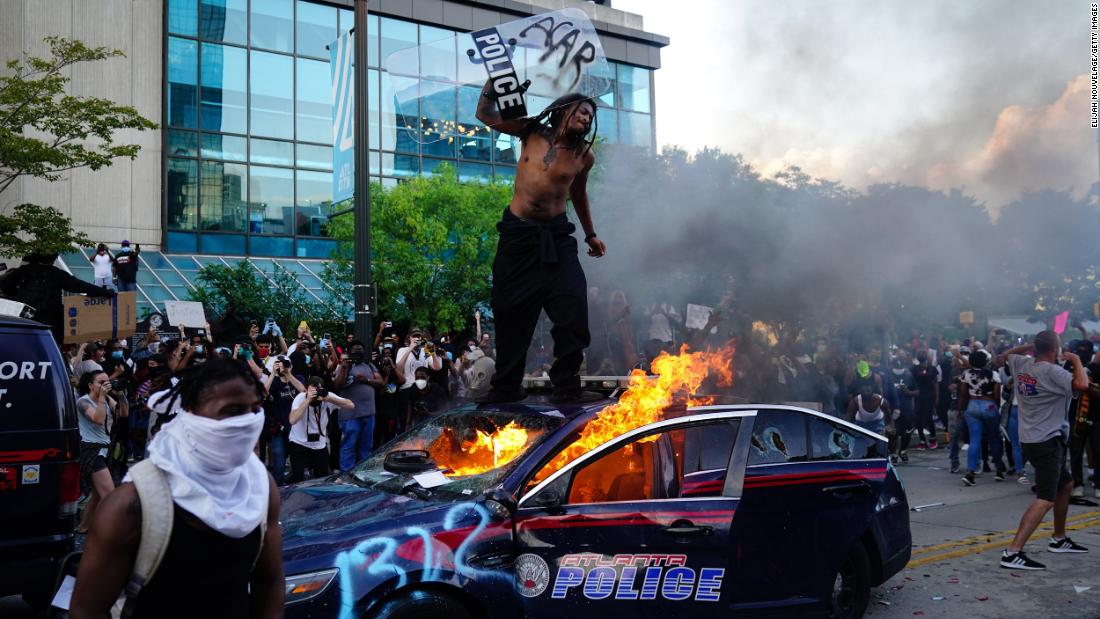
[4,446,1098,618]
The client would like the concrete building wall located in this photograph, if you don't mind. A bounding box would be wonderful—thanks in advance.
[0,0,163,250]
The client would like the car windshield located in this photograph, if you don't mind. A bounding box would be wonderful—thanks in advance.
[349,408,566,499]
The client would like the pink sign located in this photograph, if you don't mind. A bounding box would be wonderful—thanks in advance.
[1053,311,1069,334]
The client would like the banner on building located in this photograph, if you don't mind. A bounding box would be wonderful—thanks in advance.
[383,8,613,144]
[330,30,355,204]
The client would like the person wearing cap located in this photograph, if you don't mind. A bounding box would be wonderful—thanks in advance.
[112,239,141,292]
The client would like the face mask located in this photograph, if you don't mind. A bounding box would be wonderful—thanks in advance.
[414,379,428,390]
[469,345,477,352]
[445,351,453,361]
[118,339,128,348]
[304,354,312,365]
[945,352,954,360]
[120,246,131,253]
[384,343,393,350]
[257,347,270,359]
[176,410,264,473]
[111,350,124,360]
[892,368,905,376]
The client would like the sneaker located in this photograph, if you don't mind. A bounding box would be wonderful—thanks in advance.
[1048,537,1088,553]
[962,472,976,486]
[475,387,528,404]
[548,389,606,404]
[914,442,927,451]
[889,454,900,465]
[1017,474,1029,485]
[1001,550,1045,570]
[950,465,960,474]
[900,450,909,462]
[1072,485,1084,498]
[928,440,939,450]
[994,470,1006,482]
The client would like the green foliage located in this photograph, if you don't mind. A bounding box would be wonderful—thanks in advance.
[0,37,157,256]
[0,203,92,257]
[327,165,511,333]
[187,259,345,335]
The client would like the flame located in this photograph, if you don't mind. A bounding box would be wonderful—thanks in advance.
[427,420,531,477]
[531,344,735,485]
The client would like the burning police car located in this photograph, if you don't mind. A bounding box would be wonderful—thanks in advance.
[280,399,911,619]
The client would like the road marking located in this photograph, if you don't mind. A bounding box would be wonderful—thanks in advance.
[907,511,1100,568]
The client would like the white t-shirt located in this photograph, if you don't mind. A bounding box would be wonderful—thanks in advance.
[648,303,680,342]
[91,253,113,279]
[289,392,334,449]
[397,346,435,390]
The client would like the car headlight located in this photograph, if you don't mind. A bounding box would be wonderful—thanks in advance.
[285,568,338,605]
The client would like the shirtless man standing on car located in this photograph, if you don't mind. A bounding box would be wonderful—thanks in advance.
[475,81,606,404]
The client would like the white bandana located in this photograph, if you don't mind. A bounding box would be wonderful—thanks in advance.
[140,410,269,538]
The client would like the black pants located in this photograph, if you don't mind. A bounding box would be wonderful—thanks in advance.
[1070,412,1100,486]
[289,442,330,483]
[915,396,936,442]
[490,208,590,393]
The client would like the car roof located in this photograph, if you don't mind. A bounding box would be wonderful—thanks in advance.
[455,398,612,419]
[0,315,49,330]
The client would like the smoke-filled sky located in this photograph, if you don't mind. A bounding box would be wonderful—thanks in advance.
[612,0,1098,211]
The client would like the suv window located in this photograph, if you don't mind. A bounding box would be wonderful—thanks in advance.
[746,410,808,465]
[809,417,884,460]
[565,421,737,505]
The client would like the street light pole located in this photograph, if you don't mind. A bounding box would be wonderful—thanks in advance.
[353,0,373,343]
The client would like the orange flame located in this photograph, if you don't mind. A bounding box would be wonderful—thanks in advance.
[532,344,735,485]
[427,420,531,477]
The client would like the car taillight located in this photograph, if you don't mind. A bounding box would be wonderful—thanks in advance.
[59,462,80,517]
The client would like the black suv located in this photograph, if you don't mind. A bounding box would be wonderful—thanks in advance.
[0,316,80,607]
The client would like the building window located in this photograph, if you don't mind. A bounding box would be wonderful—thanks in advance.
[200,43,247,134]
[296,0,336,59]
[250,51,294,139]
[250,0,293,53]
[618,64,651,113]
[200,0,247,45]
[167,37,198,128]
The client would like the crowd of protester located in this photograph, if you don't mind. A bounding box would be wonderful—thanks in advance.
[62,311,503,499]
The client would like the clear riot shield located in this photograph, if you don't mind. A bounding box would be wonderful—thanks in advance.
[383,8,613,145]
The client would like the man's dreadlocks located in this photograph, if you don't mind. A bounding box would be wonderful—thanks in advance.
[526,92,598,157]
[158,358,265,418]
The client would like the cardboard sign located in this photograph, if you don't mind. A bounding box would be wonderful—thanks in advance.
[164,300,207,329]
[686,304,718,334]
[63,292,136,344]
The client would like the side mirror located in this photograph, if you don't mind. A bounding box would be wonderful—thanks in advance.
[481,488,518,518]
[532,490,564,513]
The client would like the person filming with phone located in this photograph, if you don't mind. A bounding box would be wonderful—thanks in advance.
[288,377,353,482]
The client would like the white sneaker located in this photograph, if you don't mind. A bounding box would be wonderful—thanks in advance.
[1072,486,1084,498]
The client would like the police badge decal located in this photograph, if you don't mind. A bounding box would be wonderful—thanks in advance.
[515,553,551,598]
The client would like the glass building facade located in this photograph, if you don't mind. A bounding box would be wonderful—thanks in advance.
[164,0,655,258]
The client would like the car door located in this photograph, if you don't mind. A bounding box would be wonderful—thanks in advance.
[513,410,753,619]
[728,408,886,613]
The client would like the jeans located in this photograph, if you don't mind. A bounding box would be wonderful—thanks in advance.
[965,399,1003,473]
[117,281,137,292]
[269,431,288,485]
[1006,405,1024,474]
[340,416,375,471]
[94,276,114,290]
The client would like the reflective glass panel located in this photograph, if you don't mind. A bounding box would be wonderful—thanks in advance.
[200,0,247,45]
[597,108,618,144]
[296,58,332,143]
[168,0,198,36]
[381,72,418,153]
[297,143,333,170]
[296,0,337,58]
[250,235,294,257]
[368,69,380,150]
[295,170,333,236]
[420,25,456,82]
[200,161,248,232]
[250,138,294,166]
[251,0,293,52]
[380,17,418,73]
[421,80,456,158]
[167,130,198,158]
[421,157,450,176]
[494,165,516,183]
[250,51,294,139]
[249,166,295,235]
[200,233,247,255]
[339,10,378,67]
[167,37,198,129]
[457,85,491,161]
[200,43,247,134]
[599,61,616,108]
[620,112,652,150]
[493,131,519,165]
[201,133,247,161]
[167,158,199,230]
[381,154,418,177]
[458,162,492,184]
[618,65,651,113]
[297,238,338,259]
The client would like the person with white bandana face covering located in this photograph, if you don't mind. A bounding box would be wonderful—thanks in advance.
[71,359,284,618]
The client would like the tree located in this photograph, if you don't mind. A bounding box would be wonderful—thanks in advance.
[0,37,157,256]
[327,166,511,334]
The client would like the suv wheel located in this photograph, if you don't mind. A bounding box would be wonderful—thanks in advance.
[829,541,871,619]
[370,589,474,619]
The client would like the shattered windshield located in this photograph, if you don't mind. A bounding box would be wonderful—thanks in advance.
[350,408,566,499]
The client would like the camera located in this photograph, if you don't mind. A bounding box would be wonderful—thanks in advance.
[348,352,364,363]
[313,387,328,400]
[307,433,321,442]
[110,379,125,392]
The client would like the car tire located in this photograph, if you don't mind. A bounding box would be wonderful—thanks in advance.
[369,589,474,619]
[829,541,871,619]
